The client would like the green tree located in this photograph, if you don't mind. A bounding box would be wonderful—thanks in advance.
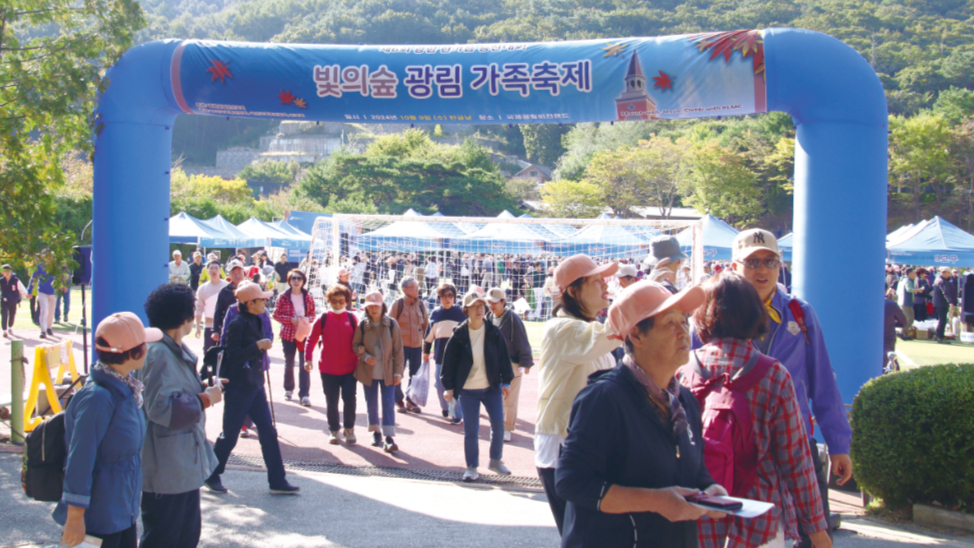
[1,0,145,271]
[889,112,957,221]
[933,86,974,125]
[521,124,569,168]
[683,141,762,226]
[238,160,300,185]
[540,180,605,219]
[582,136,691,219]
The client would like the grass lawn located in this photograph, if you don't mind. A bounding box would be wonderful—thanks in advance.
[10,287,93,336]
[896,337,974,368]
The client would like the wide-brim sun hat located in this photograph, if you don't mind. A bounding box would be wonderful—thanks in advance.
[607,281,705,341]
[554,254,618,293]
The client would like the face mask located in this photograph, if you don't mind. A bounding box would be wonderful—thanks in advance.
[331,304,346,312]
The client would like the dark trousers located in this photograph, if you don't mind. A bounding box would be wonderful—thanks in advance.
[538,466,566,535]
[936,305,950,339]
[55,288,70,321]
[30,295,38,325]
[140,489,201,548]
[795,438,832,547]
[208,384,287,488]
[89,523,138,548]
[203,327,217,353]
[321,372,357,432]
[914,302,929,321]
[282,339,310,398]
[395,345,423,403]
[1,301,16,330]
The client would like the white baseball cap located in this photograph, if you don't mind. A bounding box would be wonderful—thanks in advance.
[617,264,638,278]
[486,287,506,303]
[732,229,781,262]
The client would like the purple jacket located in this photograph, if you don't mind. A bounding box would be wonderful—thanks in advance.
[692,287,853,454]
[221,304,273,371]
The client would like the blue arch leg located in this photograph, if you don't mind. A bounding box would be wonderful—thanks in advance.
[792,122,888,403]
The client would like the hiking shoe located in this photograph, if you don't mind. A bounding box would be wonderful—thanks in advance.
[396,401,408,413]
[503,431,512,442]
[328,430,340,445]
[204,478,228,494]
[372,432,383,447]
[488,459,512,475]
[284,391,293,402]
[270,482,300,495]
[383,436,398,453]
[405,398,421,413]
[462,467,479,482]
[300,397,311,407]
[344,428,356,444]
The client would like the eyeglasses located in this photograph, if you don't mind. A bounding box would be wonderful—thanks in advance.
[737,258,781,270]
[290,277,305,283]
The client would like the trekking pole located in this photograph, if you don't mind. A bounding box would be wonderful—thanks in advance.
[10,339,26,445]
[265,368,277,428]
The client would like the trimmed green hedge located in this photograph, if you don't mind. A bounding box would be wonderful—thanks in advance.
[851,364,974,509]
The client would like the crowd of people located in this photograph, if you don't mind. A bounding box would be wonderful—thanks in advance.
[41,226,974,548]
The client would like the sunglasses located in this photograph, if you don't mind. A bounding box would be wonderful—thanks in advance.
[737,258,781,270]
[290,277,305,282]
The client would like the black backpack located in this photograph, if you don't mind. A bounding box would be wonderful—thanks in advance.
[21,379,121,502]
[21,411,68,502]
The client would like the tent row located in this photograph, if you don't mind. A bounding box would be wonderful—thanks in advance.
[169,213,313,252]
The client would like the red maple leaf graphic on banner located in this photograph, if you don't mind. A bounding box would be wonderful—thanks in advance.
[689,30,765,75]
[653,70,673,91]
[206,60,233,83]
[293,98,307,109]
[278,90,296,104]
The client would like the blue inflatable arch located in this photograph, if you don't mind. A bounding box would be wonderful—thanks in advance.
[93,28,887,403]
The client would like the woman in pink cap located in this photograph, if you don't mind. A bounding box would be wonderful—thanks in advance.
[535,253,621,534]
[56,312,162,548]
[556,281,726,548]
[353,291,404,452]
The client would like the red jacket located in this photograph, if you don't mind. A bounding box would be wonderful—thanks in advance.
[305,310,358,375]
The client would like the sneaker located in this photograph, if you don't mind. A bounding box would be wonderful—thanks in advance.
[344,428,356,444]
[442,410,450,418]
[449,417,462,425]
[204,478,228,494]
[240,426,249,439]
[503,431,512,442]
[269,482,300,495]
[396,401,408,413]
[284,391,293,402]
[300,397,311,407]
[405,398,421,413]
[372,432,383,447]
[462,466,479,482]
[39,331,47,339]
[1,332,7,339]
[488,459,512,476]
[329,430,340,445]
[383,436,398,453]
[47,329,54,337]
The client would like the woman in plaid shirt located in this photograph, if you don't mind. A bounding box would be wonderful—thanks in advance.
[688,273,830,548]
[272,269,316,406]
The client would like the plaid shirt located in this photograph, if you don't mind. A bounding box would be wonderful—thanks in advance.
[686,338,828,548]
[272,289,316,343]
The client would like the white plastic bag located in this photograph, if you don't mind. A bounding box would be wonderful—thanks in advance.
[406,359,430,407]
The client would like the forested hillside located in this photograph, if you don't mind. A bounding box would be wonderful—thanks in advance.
[124,0,974,231]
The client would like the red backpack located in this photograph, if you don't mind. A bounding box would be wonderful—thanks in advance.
[682,349,774,497]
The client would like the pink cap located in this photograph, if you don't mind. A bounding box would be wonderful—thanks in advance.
[364,291,384,307]
[338,268,350,278]
[95,312,163,353]
[554,254,618,293]
[234,280,273,302]
[606,281,705,341]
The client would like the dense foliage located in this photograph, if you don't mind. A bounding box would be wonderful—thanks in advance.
[851,364,974,510]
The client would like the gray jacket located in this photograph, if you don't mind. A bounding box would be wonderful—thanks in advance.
[137,335,218,494]
[490,308,534,370]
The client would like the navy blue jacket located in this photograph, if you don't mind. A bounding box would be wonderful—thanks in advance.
[0,273,22,304]
[54,366,146,535]
[557,364,714,548]
[440,320,514,392]
[933,276,958,308]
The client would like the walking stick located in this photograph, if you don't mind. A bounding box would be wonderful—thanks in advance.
[265,367,277,428]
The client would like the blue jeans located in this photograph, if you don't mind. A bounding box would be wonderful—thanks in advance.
[55,287,70,322]
[435,362,462,420]
[457,386,504,468]
[208,384,287,488]
[395,346,423,404]
[362,379,397,436]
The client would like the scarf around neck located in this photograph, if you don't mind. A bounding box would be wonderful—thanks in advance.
[623,355,689,445]
[95,362,144,409]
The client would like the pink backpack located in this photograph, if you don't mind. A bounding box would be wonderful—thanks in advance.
[682,349,774,497]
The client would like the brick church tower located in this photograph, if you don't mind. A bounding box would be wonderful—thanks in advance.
[615,52,657,120]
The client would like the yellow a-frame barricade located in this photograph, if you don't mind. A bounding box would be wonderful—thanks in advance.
[23,340,79,432]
